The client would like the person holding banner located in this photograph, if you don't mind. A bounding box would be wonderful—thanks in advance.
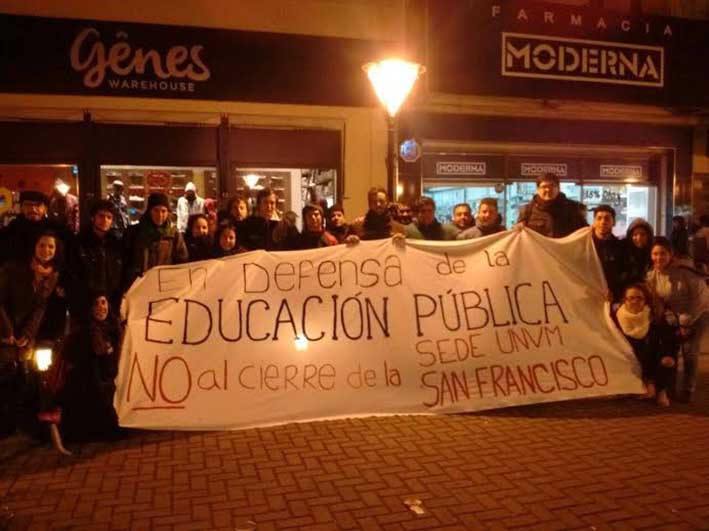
[326,203,352,244]
[405,196,458,241]
[297,203,338,249]
[212,222,244,258]
[352,187,405,240]
[122,192,188,290]
[458,198,505,239]
[517,173,587,238]
[646,237,709,403]
[238,187,295,251]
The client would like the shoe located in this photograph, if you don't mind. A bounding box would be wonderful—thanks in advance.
[657,390,670,407]
[676,390,693,404]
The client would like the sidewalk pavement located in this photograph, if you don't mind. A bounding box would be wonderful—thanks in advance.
[1,358,708,531]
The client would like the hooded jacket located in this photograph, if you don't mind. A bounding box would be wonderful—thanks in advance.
[620,218,654,289]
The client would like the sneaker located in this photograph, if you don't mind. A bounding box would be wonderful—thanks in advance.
[657,390,670,407]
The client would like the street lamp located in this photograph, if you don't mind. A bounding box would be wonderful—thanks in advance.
[363,59,425,200]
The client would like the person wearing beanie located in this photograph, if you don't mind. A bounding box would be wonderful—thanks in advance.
[122,192,188,290]
[176,182,205,233]
[0,189,70,266]
[66,199,125,324]
[297,203,338,249]
[326,203,351,243]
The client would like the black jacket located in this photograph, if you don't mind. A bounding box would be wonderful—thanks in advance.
[518,193,587,238]
[592,233,625,301]
[68,229,124,315]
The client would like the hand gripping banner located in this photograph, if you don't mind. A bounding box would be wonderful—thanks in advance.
[115,228,642,430]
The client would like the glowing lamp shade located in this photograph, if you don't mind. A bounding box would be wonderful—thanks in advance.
[243,174,261,189]
[364,59,424,117]
[35,347,53,372]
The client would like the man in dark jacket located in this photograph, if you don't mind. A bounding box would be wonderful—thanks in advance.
[591,205,625,301]
[405,196,457,241]
[326,203,351,244]
[68,200,124,323]
[0,190,70,266]
[351,187,405,240]
[238,188,289,250]
[122,192,188,291]
[517,173,587,238]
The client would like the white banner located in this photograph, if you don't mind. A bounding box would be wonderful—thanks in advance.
[115,228,642,430]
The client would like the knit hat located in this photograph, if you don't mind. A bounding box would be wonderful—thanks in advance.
[185,182,196,192]
[90,199,117,218]
[19,190,49,205]
[146,192,170,211]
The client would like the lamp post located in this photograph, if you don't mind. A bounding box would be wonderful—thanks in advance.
[363,59,424,200]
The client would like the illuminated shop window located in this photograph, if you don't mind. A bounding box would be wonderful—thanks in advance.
[0,164,80,232]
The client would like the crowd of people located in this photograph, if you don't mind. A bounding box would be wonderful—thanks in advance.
[0,172,707,443]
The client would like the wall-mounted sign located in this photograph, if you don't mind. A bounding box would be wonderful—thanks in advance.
[599,164,643,179]
[436,161,487,176]
[0,14,386,105]
[428,0,709,106]
[502,32,664,88]
[399,139,422,163]
[520,162,567,177]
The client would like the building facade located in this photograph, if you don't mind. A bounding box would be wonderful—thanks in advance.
[0,0,707,234]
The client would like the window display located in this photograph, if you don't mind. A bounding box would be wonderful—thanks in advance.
[423,184,503,224]
[232,167,337,225]
[100,165,218,225]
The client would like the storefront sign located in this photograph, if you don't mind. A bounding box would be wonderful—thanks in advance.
[502,33,663,88]
[428,0,709,106]
[436,161,487,176]
[520,163,567,177]
[599,164,643,179]
[0,14,384,105]
[115,230,641,431]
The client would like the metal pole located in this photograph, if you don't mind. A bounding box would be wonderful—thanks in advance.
[387,114,398,201]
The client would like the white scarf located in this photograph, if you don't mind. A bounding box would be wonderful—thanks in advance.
[616,305,651,339]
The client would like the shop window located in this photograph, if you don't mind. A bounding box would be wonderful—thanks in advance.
[505,181,581,229]
[583,183,657,236]
[423,184,505,225]
[100,165,218,226]
[0,163,80,232]
[232,166,337,226]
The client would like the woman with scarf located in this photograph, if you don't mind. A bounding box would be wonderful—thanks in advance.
[123,192,188,290]
[0,231,67,436]
[612,283,676,407]
[646,236,709,403]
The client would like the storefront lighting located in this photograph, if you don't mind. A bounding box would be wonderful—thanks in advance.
[363,59,425,199]
[243,173,262,189]
[34,347,53,372]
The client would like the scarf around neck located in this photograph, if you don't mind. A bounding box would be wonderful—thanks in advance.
[616,305,651,339]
